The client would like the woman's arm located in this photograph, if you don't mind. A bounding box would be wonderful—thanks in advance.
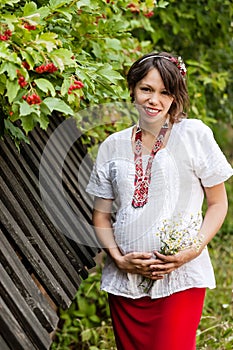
[197,182,228,248]
[92,197,121,259]
[150,182,228,277]
[93,197,162,279]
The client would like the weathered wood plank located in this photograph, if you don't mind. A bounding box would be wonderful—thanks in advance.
[0,175,79,299]
[0,138,90,277]
[0,265,51,350]
[0,151,84,287]
[0,114,99,349]
[0,226,58,332]
[0,296,39,350]
[0,198,71,309]
[0,335,11,350]
[35,121,99,264]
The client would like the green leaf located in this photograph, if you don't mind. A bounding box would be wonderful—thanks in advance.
[49,0,71,9]
[0,42,11,59]
[43,97,73,115]
[0,74,6,94]
[89,314,100,323]
[23,2,37,16]
[97,65,124,83]
[35,33,59,52]
[4,119,29,146]
[76,0,94,10]
[34,78,56,97]
[0,62,18,80]
[20,115,35,133]
[0,0,20,7]
[55,8,73,21]
[17,101,40,117]
[78,296,96,316]
[104,38,122,51]
[60,78,70,96]
[18,101,33,116]
[157,0,169,8]
[50,49,75,71]
[37,6,50,19]
[36,114,50,130]
[21,51,35,70]
[81,329,92,342]
[6,80,20,103]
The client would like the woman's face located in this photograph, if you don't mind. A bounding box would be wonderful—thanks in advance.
[132,68,174,127]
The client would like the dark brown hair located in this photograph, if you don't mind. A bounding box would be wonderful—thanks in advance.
[127,52,189,123]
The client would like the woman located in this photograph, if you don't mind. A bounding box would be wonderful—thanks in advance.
[86,52,233,350]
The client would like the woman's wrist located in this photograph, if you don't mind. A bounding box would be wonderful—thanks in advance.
[105,246,123,262]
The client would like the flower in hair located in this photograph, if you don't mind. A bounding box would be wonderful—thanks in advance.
[139,54,187,77]
[170,56,187,76]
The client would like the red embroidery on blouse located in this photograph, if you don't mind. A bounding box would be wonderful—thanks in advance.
[132,121,169,208]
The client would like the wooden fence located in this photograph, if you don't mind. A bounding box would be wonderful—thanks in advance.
[0,115,98,349]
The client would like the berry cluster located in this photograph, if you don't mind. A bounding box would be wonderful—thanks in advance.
[17,71,28,87]
[18,75,28,88]
[24,23,37,31]
[144,11,154,18]
[35,63,58,74]
[23,94,42,105]
[0,29,12,41]
[68,80,84,94]
[127,3,154,17]
[127,3,140,14]
[22,61,30,70]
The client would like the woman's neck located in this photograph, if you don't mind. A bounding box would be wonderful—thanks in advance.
[139,117,169,138]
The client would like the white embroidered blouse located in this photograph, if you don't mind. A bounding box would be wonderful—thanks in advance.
[86,119,233,299]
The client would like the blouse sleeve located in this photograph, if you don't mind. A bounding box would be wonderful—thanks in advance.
[194,122,233,187]
[86,139,115,199]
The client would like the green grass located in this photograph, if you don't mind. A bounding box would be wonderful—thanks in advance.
[196,232,233,349]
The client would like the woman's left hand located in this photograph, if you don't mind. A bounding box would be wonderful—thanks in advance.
[149,248,200,279]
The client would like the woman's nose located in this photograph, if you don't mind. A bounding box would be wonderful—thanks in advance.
[148,92,159,104]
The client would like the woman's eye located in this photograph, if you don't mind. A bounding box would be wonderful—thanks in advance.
[161,90,170,95]
[141,87,150,92]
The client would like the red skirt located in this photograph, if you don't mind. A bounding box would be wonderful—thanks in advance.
[108,288,206,350]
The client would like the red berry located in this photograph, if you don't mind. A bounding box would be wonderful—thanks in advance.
[45,63,57,73]
[4,29,12,38]
[68,80,84,94]
[127,3,140,13]
[24,24,37,31]
[0,35,8,41]
[22,61,30,70]
[74,80,84,88]
[35,63,57,74]
[25,93,41,105]
[9,111,13,116]
[144,11,154,18]
[18,75,28,88]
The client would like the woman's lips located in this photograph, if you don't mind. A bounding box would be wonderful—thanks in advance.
[144,106,161,117]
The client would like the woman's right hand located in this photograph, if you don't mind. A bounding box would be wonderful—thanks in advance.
[113,252,163,279]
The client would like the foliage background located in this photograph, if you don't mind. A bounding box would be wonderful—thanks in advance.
[0,0,232,349]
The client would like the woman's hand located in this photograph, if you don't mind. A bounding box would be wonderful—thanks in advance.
[148,247,200,279]
[113,246,199,280]
[113,252,164,280]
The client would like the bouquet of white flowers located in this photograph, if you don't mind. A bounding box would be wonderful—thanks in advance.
[139,213,203,292]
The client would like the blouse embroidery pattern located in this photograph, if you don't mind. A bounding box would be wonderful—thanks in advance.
[132,121,169,208]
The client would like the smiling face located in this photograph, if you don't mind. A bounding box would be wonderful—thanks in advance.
[132,68,174,129]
